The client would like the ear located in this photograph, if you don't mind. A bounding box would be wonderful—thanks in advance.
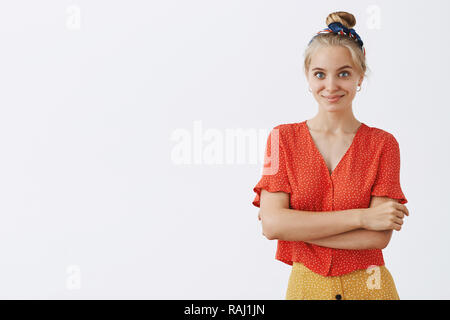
[358,74,364,86]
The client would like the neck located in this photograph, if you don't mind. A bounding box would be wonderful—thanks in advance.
[307,110,361,134]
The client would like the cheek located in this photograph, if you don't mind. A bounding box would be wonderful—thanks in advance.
[339,82,358,95]
[309,78,358,93]
[310,81,323,91]
[344,81,357,89]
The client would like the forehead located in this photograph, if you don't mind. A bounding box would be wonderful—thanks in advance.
[310,46,355,70]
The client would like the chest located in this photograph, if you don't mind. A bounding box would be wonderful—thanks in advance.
[308,131,356,175]
[285,122,381,211]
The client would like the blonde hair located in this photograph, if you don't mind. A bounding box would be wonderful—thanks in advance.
[304,11,368,78]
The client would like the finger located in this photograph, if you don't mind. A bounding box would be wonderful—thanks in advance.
[397,203,409,216]
[394,203,408,216]
[394,210,405,219]
[394,217,404,225]
[396,211,405,219]
[401,204,409,216]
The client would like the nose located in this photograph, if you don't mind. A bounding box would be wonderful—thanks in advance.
[325,76,339,92]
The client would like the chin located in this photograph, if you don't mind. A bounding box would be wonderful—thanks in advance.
[320,102,347,111]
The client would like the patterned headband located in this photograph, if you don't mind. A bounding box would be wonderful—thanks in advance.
[308,22,365,56]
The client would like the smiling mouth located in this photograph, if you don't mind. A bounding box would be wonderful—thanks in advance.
[323,95,344,99]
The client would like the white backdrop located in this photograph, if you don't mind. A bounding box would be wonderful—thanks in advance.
[0,0,448,299]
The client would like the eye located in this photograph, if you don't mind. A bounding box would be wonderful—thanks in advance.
[314,72,325,79]
[339,71,350,77]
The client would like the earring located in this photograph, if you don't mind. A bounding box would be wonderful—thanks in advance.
[356,85,361,92]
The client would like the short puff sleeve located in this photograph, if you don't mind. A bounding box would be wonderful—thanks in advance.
[252,126,292,208]
[370,134,408,204]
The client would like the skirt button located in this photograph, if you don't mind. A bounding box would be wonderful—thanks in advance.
[335,294,342,300]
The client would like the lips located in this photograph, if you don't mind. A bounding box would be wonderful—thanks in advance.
[322,94,344,103]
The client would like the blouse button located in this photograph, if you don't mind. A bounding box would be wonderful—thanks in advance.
[335,294,342,300]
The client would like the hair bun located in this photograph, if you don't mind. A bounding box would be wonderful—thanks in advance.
[326,11,356,29]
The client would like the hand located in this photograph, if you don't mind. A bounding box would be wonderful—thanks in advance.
[258,210,268,238]
[361,201,409,231]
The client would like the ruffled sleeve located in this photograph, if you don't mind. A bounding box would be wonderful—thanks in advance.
[252,126,292,208]
[370,133,408,204]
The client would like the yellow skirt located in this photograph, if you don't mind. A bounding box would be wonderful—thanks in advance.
[286,262,400,300]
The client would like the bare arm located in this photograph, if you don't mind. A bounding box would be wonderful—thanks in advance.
[303,228,391,250]
[260,192,400,250]
[258,191,402,249]
[278,196,398,249]
[259,189,363,241]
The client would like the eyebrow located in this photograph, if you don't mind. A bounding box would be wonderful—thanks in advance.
[311,65,353,71]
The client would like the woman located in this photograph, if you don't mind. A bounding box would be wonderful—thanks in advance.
[252,11,409,300]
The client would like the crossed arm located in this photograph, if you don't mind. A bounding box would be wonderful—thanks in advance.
[258,190,395,250]
[303,227,392,250]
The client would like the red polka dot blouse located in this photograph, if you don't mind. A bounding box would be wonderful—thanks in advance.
[252,120,408,276]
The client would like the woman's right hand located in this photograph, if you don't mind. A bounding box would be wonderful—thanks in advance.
[361,201,409,231]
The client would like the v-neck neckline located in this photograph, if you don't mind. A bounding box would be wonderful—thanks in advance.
[303,120,366,179]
